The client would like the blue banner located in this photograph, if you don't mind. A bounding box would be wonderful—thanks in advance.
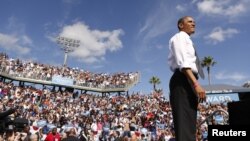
[52,75,74,86]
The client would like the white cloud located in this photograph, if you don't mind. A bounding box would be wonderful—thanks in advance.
[58,22,124,64]
[138,1,175,42]
[0,33,31,55]
[0,16,32,55]
[197,0,248,17]
[205,27,239,44]
[176,5,186,12]
[192,0,198,4]
[136,1,177,64]
[215,71,247,82]
[21,35,33,45]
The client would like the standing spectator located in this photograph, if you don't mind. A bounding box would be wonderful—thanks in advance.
[29,134,39,141]
[22,125,31,141]
[79,129,89,141]
[45,128,60,141]
[62,128,79,141]
[5,130,15,141]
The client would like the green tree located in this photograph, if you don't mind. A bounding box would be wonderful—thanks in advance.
[242,81,250,88]
[201,56,216,85]
[149,76,161,92]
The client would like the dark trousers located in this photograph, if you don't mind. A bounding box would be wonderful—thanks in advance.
[169,70,198,141]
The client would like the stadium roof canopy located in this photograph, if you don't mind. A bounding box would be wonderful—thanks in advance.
[203,84,250,94]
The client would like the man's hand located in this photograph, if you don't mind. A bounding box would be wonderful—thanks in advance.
[194,85,206,103]
[181,68,207,103]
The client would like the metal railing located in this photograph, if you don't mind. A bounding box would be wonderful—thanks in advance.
[197,109,229,127]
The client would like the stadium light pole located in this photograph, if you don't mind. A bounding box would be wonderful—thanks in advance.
[56,36,80,68]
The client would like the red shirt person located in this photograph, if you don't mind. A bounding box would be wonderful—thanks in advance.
[45,128,61,141]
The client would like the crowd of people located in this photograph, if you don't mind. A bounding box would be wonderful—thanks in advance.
[0,80,230,141]
[0,53,139,90]
[0,52,231,141]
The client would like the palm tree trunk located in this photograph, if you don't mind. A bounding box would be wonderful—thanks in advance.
[208,67,211,85]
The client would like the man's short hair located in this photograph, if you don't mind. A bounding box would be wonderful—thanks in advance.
[177,16,191,30]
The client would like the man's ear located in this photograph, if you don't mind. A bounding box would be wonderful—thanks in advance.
[178,23,183,29]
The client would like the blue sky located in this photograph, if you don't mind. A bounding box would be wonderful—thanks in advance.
[0,0,250,95]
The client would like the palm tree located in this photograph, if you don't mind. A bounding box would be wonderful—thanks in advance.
[149,76,161,92]
[240,81,250,101]
[201,56,216,85]
[242,81,250,88]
